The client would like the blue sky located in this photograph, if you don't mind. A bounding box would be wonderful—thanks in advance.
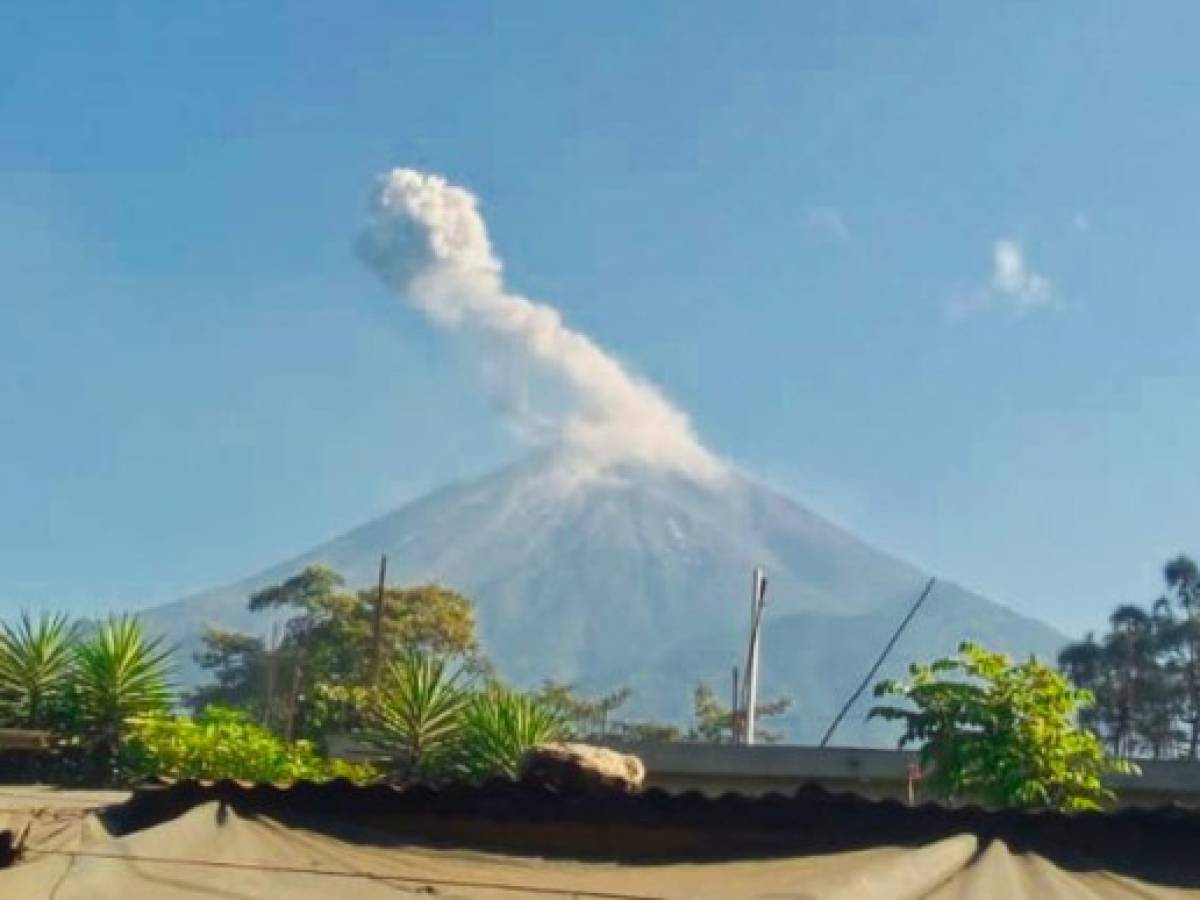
[3,3,1199,636]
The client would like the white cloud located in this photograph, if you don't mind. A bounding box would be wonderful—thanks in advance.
[801,206,851,242]
[991,239,1051,310]
[950,239,1053,319]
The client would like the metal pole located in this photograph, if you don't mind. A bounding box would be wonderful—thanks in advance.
[743,568,767,745]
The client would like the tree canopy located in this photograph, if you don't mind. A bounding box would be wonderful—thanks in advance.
[191,565,480,740]
[872,641,1134,811]
[1058,554,1200,759]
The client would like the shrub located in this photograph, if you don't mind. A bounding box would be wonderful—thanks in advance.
[125,705,376,784]
[870,641,1138,811]
[355,655,566,784]
[362,654,470,781]
[457,685,565,782]
[0,611,78,729]
[74,616,173,756]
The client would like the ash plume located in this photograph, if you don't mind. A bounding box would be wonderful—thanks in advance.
[358,168,726,483]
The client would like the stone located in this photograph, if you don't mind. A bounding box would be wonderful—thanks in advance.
[518,742,646,794]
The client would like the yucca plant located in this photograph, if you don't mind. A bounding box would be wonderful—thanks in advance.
[365,654,470,781]
[0,611,78,729]
[74,616,173,755]
[457,685,565,783]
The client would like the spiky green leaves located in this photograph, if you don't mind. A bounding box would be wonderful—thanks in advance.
[364,654,470,780]
[0,611,78,729]
[360,654,565,783]
[74,616,173,751]
[458,687,565,781]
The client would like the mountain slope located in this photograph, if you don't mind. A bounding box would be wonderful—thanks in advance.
[141,455,1066,744]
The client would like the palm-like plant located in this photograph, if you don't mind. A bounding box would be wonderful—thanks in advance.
[0,611,78,729]
[365,654,469,781]
[74,616,173,753]
[457,686,565,782]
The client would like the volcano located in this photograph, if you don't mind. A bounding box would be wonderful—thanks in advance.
[141,454,1065,744]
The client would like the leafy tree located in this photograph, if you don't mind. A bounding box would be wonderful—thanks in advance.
[534,680,631,739]
[1162,554,1200,757]
[124,705,376,784]
[1060,605,1170,757]
[193,566,480,739]
[872,642,1136,811]
[0,611,78,729]
[690,682,791,743]
[187,627,267,716]
[609,721,684,743]
[74,616,173,759]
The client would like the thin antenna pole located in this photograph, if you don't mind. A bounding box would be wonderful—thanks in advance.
[818,577,936,748]
[370,554,388,684]
[743,568,767,745]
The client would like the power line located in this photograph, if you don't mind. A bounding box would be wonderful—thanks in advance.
[818,577,936,749]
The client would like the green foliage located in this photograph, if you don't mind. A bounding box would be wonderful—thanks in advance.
[74,616,173,754]
[124,705,376,784]
[249,564,346,617]
[608,721,684,743]
[458,685,566,782]
[349,655,566,784]
[534,680,631,739]
[194,566,481,740]
[186,627,267,716]
[871,641,1136,811]
[362,654,470,780]
[691,682,791,743]
[0,611,78,729]
[1058,555,1200,759]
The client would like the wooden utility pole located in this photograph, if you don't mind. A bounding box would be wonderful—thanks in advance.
[370,553,388,684]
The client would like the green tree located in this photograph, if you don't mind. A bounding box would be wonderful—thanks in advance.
[1162,554,1200,758]
[187,627,267,716]
[609,721,684,743]
[1059,605,1173,757]
[534,680,631,739]
[0,611,78,730]
[872,641,1136,811]
[193,566,481,740]
[690,682,790,743]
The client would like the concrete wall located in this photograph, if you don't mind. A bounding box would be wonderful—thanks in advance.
[608,743,1200,809]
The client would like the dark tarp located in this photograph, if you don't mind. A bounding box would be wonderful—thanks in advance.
[2,780,1199,898]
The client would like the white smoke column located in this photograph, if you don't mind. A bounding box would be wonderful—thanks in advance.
[358,168,726,483]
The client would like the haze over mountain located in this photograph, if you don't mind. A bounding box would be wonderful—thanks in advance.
[142,452,1065,745]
